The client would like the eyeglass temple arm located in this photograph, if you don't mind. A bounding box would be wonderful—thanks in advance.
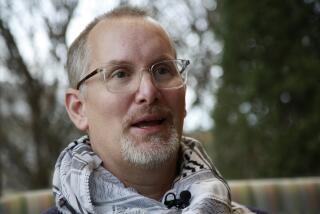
[180,60,190,74]
[76,69,99,89]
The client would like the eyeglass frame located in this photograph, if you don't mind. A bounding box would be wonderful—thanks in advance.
[75,59,190,92]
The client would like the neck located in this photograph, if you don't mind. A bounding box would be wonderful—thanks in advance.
[103,156,178,201]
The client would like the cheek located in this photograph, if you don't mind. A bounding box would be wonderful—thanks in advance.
[164,90,186,125]
[85,93,131,133]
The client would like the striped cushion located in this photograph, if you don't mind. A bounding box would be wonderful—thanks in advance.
[0,189,54,214]
[1,177,319,214]
[229,177,320,214]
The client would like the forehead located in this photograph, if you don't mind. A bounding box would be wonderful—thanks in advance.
[86,17,175,67]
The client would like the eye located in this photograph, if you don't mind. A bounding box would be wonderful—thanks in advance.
[154,65,172,76]
[111,69,130,79]
[107,66,133,80]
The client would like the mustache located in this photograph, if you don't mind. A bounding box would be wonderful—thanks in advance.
[122,104,173,128]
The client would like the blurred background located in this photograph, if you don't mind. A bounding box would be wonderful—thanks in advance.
[0,0,320,198]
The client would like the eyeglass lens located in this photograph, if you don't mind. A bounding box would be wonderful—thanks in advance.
[102,60,188,93]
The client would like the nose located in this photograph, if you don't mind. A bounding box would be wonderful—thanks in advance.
[134,71,160,105]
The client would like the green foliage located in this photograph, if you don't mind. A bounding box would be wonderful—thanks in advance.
[211,0,320,179]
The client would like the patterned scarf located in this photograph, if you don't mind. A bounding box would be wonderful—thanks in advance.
[52,135,253,214]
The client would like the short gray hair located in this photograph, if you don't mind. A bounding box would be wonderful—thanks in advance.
[66,6,150,88]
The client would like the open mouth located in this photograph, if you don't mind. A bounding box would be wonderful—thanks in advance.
[131,117,166,128]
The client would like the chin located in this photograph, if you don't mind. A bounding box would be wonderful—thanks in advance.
[120,126,180,169]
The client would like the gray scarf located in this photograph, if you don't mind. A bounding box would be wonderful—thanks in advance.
[52,135,252,214]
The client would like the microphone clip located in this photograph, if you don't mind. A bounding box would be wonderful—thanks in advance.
[164,190,191,209]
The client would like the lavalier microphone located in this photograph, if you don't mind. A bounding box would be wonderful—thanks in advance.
[164,190,191,209]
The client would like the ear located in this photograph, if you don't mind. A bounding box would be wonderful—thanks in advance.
[64,88,88,131]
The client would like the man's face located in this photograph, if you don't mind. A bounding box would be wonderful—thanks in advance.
[82,17,186,168]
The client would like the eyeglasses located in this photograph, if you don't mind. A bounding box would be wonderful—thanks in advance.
[76,59,190,93]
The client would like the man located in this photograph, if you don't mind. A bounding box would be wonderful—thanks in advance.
[49,5,255,214]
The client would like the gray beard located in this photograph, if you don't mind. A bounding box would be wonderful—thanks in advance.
[120,125,180,169]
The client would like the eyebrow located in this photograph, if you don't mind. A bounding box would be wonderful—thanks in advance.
[105,60,133,66]
[104,55,175,67]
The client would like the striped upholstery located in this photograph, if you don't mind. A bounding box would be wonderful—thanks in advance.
[229,177,320,214]
[0,177,319,214]
[0,189,54,214]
